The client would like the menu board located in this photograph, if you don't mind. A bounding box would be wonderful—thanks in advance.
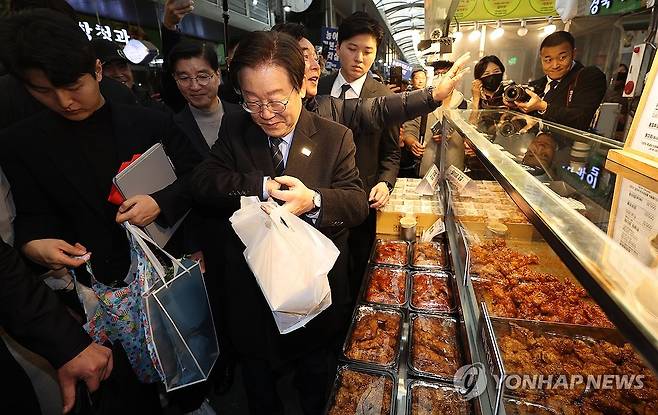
[625,54,658,161]
[611,178,658,266]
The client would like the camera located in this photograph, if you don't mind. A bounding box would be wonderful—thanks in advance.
[496,113,528,137]
[503,82,534,104]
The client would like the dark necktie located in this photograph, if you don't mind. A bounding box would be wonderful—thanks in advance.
[543,80,560,102]
[338,83,351,99]
[269,137,285,177]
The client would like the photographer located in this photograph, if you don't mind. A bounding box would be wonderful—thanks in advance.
[471,55,506,110]
[513,31,606,131]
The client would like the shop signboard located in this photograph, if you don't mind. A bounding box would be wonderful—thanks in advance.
[79,20,131,44]
[589,0,645,16]
[455,0,556,21]
[321,27,340,71]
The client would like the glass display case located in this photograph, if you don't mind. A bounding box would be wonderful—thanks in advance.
[326,109,658,415]
[441,109,658,415]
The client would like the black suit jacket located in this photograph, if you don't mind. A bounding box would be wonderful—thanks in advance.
[528,61,606,131]
[317,73,400,192]
[173,100,241,253]
[190,109,368,361]
[0,103,201,284]
[0,239,91,369]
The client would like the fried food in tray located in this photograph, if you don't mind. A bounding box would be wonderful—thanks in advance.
[412,241,447,269]
[408,380,472,415]
[364,267,407,306]
[344,307,402,367]
[409,315,461,379]
[497,323,658,414]
[327,366,394,415]
[410,272,453,313]
[473,268,613,328]
[470,238,540,280]
[372,240,409,266]
[504,398,557,415]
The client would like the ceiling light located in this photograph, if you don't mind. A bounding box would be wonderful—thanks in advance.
[544,17,556,35]
[453,30,463,41]
[491,21,504,39]
[252,0,257,5]
[517,20,528,37]
[283,4,291,12]
[469,24,481,41]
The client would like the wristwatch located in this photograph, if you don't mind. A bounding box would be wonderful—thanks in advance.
[384,181,394,193]
[309,191,322,214]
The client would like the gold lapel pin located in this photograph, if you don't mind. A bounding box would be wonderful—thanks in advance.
[301,147,312,157]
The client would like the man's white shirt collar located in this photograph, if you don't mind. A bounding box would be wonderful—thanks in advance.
[331,70,368,99]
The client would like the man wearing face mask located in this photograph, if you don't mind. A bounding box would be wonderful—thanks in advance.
[514,31,606,131]
[471,55,506,110]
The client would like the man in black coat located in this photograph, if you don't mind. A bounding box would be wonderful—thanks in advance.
[0,10,200,413]
[316,11,400,298]
[0,239,113,414]
[514,31,607,131]
[190,31,368,415]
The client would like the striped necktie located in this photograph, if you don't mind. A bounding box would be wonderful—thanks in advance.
[269,137,285,177]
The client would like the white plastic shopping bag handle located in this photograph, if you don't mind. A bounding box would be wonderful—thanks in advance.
[122,222,190,290]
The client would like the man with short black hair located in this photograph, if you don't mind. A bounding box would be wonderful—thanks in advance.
[410,66,427,90]
[0,10,200,413]
[514,31,606,131]
[317,11,400,298]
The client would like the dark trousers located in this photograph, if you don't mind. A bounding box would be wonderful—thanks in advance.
[241,347,337,415]
[1,339,42,414]
[347,210,376,302]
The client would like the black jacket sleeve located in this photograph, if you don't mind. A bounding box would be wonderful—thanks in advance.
[189,115,261,209]
[0,240,91,369]
[544,66,607,131]
[375,86,401,187]
[151,115,203,226]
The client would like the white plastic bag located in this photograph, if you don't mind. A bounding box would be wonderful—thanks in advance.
[230,197,339,334]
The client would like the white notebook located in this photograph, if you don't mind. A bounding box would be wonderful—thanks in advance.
[113,143,188,247]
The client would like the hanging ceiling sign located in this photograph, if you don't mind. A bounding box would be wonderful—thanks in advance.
[455,0,556,21]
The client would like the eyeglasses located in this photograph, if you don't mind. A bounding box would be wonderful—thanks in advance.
[242,88,295,114]
[175,73,214,86]
[303,52,320,64]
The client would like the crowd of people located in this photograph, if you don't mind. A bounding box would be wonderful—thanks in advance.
[0,1,611,414]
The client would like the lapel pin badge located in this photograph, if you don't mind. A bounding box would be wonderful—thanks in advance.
[301,147,312,157]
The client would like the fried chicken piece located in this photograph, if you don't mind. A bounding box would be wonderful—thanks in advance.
[328,369,393,415]
[345,310,401,366]
[365,268,407,306]
[411,316,461,378]
[413,242,447,268]
[374,241,408,265]
[411,385,471,415]
[411,273,452,312]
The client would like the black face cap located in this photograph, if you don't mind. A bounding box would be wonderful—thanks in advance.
[90,38,127,65]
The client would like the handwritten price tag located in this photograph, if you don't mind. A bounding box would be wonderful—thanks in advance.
[421,218,445,242]
[415,165,441,195]
[446,165,474,195]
